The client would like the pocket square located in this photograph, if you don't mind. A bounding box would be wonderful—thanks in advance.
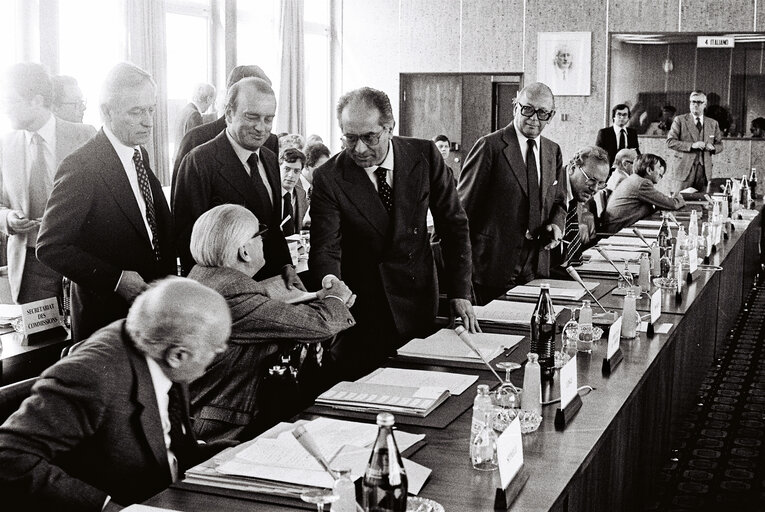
[553,180,558,185]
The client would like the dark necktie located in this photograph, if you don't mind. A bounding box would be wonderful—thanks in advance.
[374,167,394,213]
[564,201,582,265]
[28,133,51,221]
[132,149,161,261]
[282,191,295,236]
[696,117,702,134]
[168,384,194,476]
[247,152,273,214]
[526,139,541,234]
[619,129,626,151]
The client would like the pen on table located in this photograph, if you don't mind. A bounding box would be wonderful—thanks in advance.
[503,344,519,358]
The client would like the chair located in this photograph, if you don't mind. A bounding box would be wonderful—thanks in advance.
[0,377,37,424]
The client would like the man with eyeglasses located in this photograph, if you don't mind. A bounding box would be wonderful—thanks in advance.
[458,82,567,305]
[173,77,301,291]
[602,153,685,233]
[606,148,638,192]
[596,103,640,167]
[665,91,723,193]
[51,75,92,125]
[38,62,177,342]
[310,87,477,379]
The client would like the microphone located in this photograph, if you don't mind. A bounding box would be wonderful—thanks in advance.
[455,326,518,392]
[631,227,652,248]
[292,424,337,478]
[596,247,634,285]
[565,266,608,314]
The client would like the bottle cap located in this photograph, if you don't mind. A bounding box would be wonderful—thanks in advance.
[376,412,395,427]
[477,384,490,395]
[527,352,539,363]
[539,283,550,289]
[330,466,352,477]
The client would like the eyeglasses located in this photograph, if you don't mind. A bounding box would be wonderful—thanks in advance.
[251,225,268,239]
[518,104,555,121]
[690,100,706,105]
[340,128,388,147]
[577,165,607,190]
[623,160,634,165]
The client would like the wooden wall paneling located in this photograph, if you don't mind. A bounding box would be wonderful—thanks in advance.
[460,74,493,165]
[666,43,696,105]
[460,0,524,72]
[399,74,463,143]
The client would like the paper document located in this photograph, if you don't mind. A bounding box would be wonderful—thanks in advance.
[123,507,181,512]
[577,261,640,276]
[633,219,664,228]
[506,278,597,301]
[0,304,22,323]
[358,367,478,396]
[600,236,651,247]
[474,300,537,325]
[259,275,317,304]
[584,249,644,262]
[398,329,522,363]
[616,227,659,238]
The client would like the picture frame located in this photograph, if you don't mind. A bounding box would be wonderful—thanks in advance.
[537,32,591,96]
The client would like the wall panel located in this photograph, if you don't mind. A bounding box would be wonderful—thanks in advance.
[609,0,680,31]
[460,0,524,72]
[680,0,756,31]
[399,0,460,72]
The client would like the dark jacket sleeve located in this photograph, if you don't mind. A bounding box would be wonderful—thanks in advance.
[308,164,343,281]
[595,128,607,152]
[457,135,494,227]
[547,145,567,231]
[172,151,212,275]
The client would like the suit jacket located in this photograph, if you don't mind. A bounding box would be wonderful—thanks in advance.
[458,124,567,287]
[285,183,309,233]
[0,117,95,301]
[173,130,291,277]
[310,136,472,340]
[171,116,279,204]
[601,174,685,233]
[595,126,640,166]
[665,113,723,188]
[0,320,206,511]
[175,102,203,145]
[37,130,176,341]
[187,265,354,442]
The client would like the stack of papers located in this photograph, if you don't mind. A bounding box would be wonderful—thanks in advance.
[474,300,537,331]
[596,236,648,247]
[184,417,430,497]
[397,329,523,364]
[0,304,22,325]
[506,278,598,301]
[316,368,478,417]
[617,227,659,238]
[583,248,645,262]
[576,260,640,277]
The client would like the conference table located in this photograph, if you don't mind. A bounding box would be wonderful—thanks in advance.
[145,207,761,512]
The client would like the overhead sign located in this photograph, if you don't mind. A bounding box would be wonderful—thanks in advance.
[697,36,734,48]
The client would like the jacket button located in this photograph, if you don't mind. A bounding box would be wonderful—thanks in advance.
[413,227,419,234]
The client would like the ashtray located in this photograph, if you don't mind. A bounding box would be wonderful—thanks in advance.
[407,496,445,512]
[517,410,542,434]
[652,277,676,289]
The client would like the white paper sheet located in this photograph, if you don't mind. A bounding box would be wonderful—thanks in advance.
[474,301,538,325]
[358,367,478,396]
[398,329,522,362]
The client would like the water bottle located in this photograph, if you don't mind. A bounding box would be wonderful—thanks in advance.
[638,253,651,293]
[470,384,493,447]
[521,353,542,417]
[749,167,757,199]
[676,225,688,267]
[362,413,408,512]
[470,408,498,471]
[658,211,672,260]
[688,210,698,253]
[577,300,594,353]
[650,242,660,277]
[530,284,556,380]
[621,289,638,339]
[332,467,357,512]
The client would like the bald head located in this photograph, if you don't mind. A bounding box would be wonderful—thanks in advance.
[513,82,555,138]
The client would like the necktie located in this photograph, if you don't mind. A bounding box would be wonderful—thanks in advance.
[28,133,51,220]
[282,191,295,236]
[696,117,702,134]
[619,129,626,151]
[168,384,194,476]
[132,149,161,261]
[374,167,394,213]
[247,152,273,215]
[526,139,541,234]
[564,201,582,265]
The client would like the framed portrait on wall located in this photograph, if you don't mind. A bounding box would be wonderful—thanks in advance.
[537,32,591,96]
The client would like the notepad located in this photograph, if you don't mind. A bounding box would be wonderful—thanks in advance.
[600,236,651,247]
[617,227,659,238]
[398,329,523,364]
[474,300,538,327]
[576,261,640,276]
[358,367,477,396]
[584,249,644,262]
[506,278,598,301]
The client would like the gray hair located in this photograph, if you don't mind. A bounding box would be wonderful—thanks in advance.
[190,204,258,267]
[567,145,609,172]
[336,87,395,128]
[614,148,637,168]
[226,65,271,89]
[192,82,216,104]
[99,62,155,114]
[224,77,275,115]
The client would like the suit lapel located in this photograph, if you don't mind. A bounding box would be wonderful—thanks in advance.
[339,152,389,237]
[392,138,422,235]
[5,131,29,213]
[539,137,556,210]
[502,125,529,197]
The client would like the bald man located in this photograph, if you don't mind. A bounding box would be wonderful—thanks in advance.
[458,82,567,304]
[0,277,232,511]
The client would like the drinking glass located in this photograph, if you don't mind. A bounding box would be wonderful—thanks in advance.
[300,489,339,512]
[491,362,522,432]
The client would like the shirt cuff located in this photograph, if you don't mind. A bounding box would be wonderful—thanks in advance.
[323,294,347,305]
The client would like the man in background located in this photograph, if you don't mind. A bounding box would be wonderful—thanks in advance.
[596,103,640,166]
[458,82,567,305]
[433,134,457,180]
[175,82,215,145]
[750,117,765,139]
[0,278,231,511]
[606,148,637,192]
[278,148,309,236]
[310,87,477,378]
[37,62,176,341]
[51,75,90,124]
[303,142,331,196]
[0,63,94,304]
[665,91,723,193]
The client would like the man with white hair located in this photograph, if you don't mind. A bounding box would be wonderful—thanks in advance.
[0,278,232,511]
[175,82,215,146]
[606,148,638,192]
[38,62,176,341]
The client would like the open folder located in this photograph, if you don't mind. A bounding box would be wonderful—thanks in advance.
[397,328,523,364]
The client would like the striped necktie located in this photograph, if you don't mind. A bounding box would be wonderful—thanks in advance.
[564,202,582,266]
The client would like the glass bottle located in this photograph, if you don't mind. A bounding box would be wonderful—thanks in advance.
[687,210,698,252]
[658,211,672,260]
[621,289,638,339]
[700,222,711,257]
[724,179,733,215]
[741,174,750,206]
[617,261,632,289]
[470,384,493,447]
[711,200,722,245]
[470,408,498,471]
[521,353,542,417]
[650,242,660,277]
[362,413,408,512]
[749,167,757,199]
[530,284,556,380]
[638,252,651,293]
[577,300,594,353]
[660,247,673,279]
[676,225,688,267]
[331,467,357,512]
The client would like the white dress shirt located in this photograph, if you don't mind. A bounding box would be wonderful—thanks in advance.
[513,128,541,184]
[24,113,57,192]
[226,130,273,204]
[144,356,178,482]
[364,140,395,191]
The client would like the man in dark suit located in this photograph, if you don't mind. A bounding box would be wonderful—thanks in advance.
[171,65,279,204]
[37,63,176,342]
[0,278,232,511]
[458,82,567,305]
[310,87,477,379]
[174,82,215,147]
[595,103,640,167]
[278,148,309,235]
[173,77,299,287]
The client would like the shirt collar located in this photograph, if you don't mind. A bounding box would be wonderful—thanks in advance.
[694,114,704,123]
[365,140,395,173]
[103,125,141,162]
[226,129,259,167]
[25,113,56,146]
[613,124,627,136]
[144,355,173,396]
[513,125,541,148]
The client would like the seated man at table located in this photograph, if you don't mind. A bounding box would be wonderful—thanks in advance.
[187,204,356,442]
[606,148,637,192]
[601,153,685,233]
[0,277,232,511]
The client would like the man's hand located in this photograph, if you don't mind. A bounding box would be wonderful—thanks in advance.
[115,271,148,303]
[281,265,306,291]
[450,298,481,333]
[7,211,39,234]
[705,142,716,152]
[317,274,356,307]
[543,224,563,250]
[691,141,706,150]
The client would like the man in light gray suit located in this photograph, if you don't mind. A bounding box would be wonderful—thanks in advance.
[0,63,95,304]
[665,91,723,193]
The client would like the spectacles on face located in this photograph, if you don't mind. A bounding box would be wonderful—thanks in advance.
[340,127,388,148]
[577,165,607,190]
[623,160,633,166]
[518,104,555,121]
[251,225,268,239]
[690,100,706,105]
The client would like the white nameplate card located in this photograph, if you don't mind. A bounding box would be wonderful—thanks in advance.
[21,297,63,335]
[650,289,661,324]
[559,354,578,409]
[497,415,523,489]
[639,322,672,334]
[607,316,622,359]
